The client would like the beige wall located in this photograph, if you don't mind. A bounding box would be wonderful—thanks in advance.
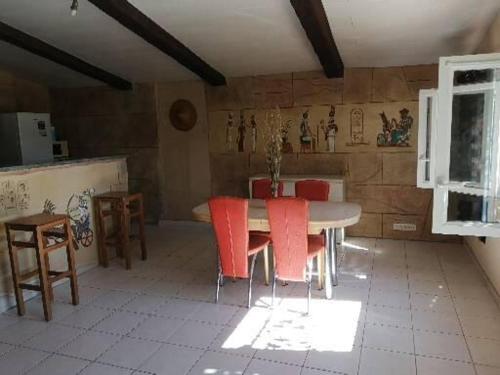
[206,66,454,241]
[0,158,127,311]
[0,68,50,113]
[466,11,500,295]
[476,11,500,53]
[50,84,161,222]
[156,81,211,220]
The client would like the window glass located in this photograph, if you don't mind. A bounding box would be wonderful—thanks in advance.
[453,69,494,86]
[449,92,488,184]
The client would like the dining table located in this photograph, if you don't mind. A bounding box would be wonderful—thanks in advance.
[192,199,362,299]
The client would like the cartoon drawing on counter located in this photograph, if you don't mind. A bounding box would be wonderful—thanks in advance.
[0,180,31,216]
[0,181,17,214]
[67,188,95,249]
[43,199,56,214]
[16,181,30,210]
[321,105,338,152]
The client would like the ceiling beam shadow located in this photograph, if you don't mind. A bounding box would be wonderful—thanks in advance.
[290,0,344,78]
[0,21,132,90]
[88,0,226,86]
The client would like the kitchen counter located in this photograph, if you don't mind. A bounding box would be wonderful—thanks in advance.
[0,156,128,312]
[0,156,126,176]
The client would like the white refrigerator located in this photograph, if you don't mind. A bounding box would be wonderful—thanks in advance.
[0,112,54,167]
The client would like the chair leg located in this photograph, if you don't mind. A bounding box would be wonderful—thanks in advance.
[263,245,269,286]
[215,256,222,304]
[317,251,324,290]
[247,254,257,308]
[307,260,313,316]
[272,272,277,307]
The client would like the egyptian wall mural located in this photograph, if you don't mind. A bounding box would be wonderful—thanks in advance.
[209,101,418,155]
[347,108,369,146]
[377,108,414,147]
[205,65,452,242]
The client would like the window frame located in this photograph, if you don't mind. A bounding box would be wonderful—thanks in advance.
[417,89,438,189]
[432,53,500,237]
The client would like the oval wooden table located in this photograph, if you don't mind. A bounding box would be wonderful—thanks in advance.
[192,199,361,299]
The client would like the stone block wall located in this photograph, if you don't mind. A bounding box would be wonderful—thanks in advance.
[156,81,211,220]
[206,65,453,240]
[0,68,50,112]
[50,84,161,222]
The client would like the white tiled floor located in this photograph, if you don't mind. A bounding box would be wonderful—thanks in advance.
[0,222,499,374]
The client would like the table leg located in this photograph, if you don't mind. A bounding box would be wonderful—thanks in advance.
[324,227,338,299]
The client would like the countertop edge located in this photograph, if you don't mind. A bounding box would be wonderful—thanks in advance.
[0,156,127,177]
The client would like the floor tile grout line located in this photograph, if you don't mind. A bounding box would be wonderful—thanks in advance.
[404,240,418,375]
[3,234,499,373]
[436,245,479,375]
[355,239,375,375]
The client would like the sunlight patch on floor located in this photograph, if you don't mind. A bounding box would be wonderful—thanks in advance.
[222,297,362,353]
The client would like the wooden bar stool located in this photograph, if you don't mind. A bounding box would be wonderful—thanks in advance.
[94,192,147,270]
[5,213,79,321]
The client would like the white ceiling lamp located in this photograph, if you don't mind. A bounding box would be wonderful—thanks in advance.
[70,0,79,16]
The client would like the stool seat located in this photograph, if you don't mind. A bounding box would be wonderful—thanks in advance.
[95,191,142,200]
[6,213,67,228]
[5,213,79,321]
[94,191,147,270]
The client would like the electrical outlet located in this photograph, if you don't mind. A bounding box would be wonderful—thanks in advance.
[393,223,417,231]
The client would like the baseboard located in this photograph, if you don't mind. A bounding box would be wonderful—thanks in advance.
[463,240,500,308]
[0,262,98,314]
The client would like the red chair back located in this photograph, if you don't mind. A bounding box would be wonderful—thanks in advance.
[252,179,284,199]
[295,180,330,201]
[208,197,249,278]
[266,197,309,282]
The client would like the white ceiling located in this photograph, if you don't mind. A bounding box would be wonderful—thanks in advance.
[0,0,498,87]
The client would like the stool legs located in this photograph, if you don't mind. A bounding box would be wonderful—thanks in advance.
[35,228,52,321]
[113,202,123,259]
[65,219,79,306]
[121,204,131,270]
[96,199,109,268]
[138,197,147,261]
[42,236,54,302]
[95,193,147,270]
[5,230,25,316]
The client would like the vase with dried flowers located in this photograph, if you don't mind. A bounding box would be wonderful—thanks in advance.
[264,107,284,198]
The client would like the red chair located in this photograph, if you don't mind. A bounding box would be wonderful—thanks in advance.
[252,179,284,199]
[266,198,325,314]
[295,180,330,201]
[209,197,270,308]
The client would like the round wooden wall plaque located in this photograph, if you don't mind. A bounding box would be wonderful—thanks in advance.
[169,99,197,131]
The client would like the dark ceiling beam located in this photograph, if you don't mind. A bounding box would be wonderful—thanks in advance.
[0,21,132,90]
[88,0,226,86]
[290,0,344,78]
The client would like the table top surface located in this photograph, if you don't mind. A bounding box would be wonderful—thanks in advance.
[192,199,361,234]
